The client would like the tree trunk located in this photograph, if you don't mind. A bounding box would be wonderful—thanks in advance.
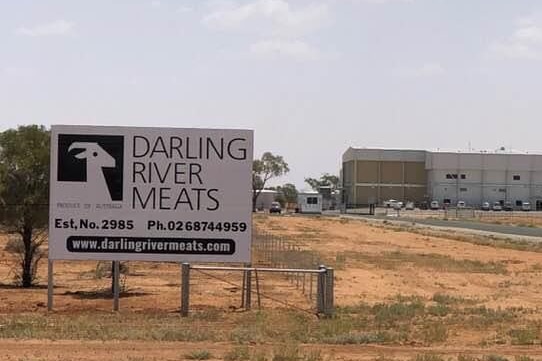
[21,225,33,288]
[252,194,258,212]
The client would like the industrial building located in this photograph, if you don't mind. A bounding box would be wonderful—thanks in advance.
[342,147,542,210]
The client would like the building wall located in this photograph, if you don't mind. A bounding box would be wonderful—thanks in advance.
[341,148,427,205]
[426,152,542,207]
[343,148,542,209]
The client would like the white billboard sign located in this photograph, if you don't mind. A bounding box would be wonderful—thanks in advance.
[49,125,253,262]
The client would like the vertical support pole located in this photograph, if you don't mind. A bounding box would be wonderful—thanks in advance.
[47,259,53,311]
[181,263,190,317]
[316,265,326,314]
[325,267,334,317]
[113,261,120,311]
[245,264,252,310]
[254,269,261,309]
[309,273,313,300]
[241,269,246,308]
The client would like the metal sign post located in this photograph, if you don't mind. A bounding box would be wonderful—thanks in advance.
[47,259,54,311]
[181,263,190,317]
[113,261,120,311]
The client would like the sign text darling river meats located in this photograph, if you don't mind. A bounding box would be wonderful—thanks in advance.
[49,126,253,263]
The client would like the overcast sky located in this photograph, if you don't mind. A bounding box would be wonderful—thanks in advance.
[1,0,542,189]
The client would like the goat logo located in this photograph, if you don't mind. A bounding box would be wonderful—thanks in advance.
[58,134,124,201]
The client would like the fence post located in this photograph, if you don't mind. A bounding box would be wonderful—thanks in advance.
[316,265,326,314]
[241,268,246,308]
[47,259,53,311]
[181,263,190,317]
[245,264,252,310]
[324,267,334,317]
[113,261,120,311]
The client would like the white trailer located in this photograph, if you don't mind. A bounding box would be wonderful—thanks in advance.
[297,192,323,214]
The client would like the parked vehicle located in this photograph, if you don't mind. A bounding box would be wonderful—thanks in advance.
[384,199,398,208]
[430,200,439,210]
[503,201,513,211]
[522,202,531,211]
[481,202,490,211]
[492,202,502,211]
[405,201,415,210]
[457,201,466,208]
[392,201,403,210]
[269,201,282,214]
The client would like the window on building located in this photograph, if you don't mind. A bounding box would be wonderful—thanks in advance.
[516,200,523,206]
[446,174,452,179]
[460,174,466,179]
[446,173,459,179]
[460,188,467,192]
[498,188,506,193]
[307,197,319,205]
[513,175,521,181]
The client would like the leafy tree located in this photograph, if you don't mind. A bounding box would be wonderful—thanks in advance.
[305,173,339,192]
[0,125,50,287]
[277,183,298,204]
[252,152,289,211]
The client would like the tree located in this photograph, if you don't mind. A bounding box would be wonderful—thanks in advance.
[252,152,289,211]
[305,173,339,192]
[277,183,298,204]
[0,125,50,287]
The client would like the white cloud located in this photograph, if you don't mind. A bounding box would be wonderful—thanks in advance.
[177,5,193,13]
[203,0,329,61]
[2,66,35,78]
[393,62,445,78]
[250,39,319,60]
[351,0,413,4]
[151,0,161,8]
[203,0,329,37]
[491,16,542,60]
[15,20,75,37]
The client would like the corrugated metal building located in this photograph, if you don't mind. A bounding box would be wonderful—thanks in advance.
[342,147,542,210]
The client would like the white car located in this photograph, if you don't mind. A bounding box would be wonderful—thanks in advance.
[457,201,466,208]
[522,202,531,211]
[492,202,502,211]
[392,201,403,210]
[430,201,439,210]
[405,202,415,210]
[384,199,398,208]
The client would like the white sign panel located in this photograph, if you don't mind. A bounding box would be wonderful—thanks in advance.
[49,125,253,262]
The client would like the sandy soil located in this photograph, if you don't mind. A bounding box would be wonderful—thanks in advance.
[257,215,542,308]
[3,214,542,359]
[3,340,542,361]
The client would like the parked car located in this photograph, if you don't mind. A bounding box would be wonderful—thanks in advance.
[430,200,440,210]
[503,201,513,211]
[384,199,398,208]
[392,201,403,210]
[492,202,502,211]
[481,202,490,211]
[522,202,531,211]
[405,201,415,210]
[269,201,282,214]
[457,201,466,208]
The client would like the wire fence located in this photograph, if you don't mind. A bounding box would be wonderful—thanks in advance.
[251,229,325,302]
[1,208,334,315]
[381,207,542,227]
